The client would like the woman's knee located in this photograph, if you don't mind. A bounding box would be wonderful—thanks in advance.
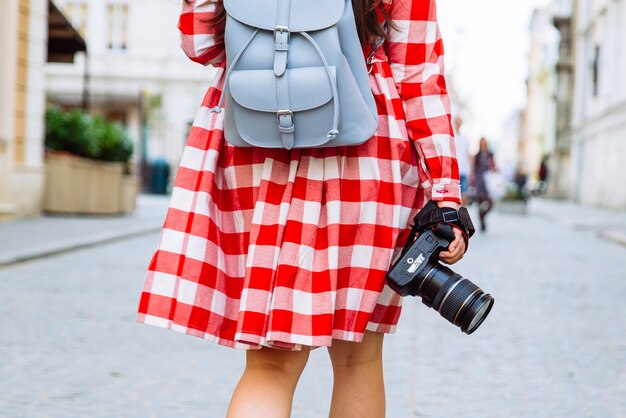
[328,331,384,369]
[245,347,310,380]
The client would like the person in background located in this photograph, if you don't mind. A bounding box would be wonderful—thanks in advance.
[453,117,471,206]
[513,168,529,202]
[472,137,496,232]
[534,155,549,196]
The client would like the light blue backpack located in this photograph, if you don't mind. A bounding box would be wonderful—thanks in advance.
[209,0,379,149]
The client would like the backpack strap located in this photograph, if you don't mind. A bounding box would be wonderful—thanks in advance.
[274,26,290,76]
[273,0,291,76]
[366,36,385,74]
[274,1,293,147]
[276,76,295,149]
[210,29,261,114]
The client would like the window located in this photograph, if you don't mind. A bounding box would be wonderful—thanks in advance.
[64,2,88,38]
[107,3,129,50]
[591,45,600,97]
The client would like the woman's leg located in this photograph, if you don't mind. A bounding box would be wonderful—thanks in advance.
[327,331,385,418]
[478,198,493,231]
[226,346,311,418]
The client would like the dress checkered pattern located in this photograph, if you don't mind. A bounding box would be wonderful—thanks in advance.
[136,0,461,350]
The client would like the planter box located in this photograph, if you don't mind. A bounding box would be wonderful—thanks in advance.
[43,152,137,215]
[121,174,139,213]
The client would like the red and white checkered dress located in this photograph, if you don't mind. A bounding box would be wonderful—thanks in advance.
[137,0,461,350]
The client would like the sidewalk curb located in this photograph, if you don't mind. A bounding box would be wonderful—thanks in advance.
[528,199,626,248]
[598,230,626,248]
[0,226,161,268]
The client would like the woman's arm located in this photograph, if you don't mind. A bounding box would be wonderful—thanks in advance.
[385,0,461,204]
[178,0,225,67]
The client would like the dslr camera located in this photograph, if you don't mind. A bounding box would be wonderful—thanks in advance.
[387,201,494,334]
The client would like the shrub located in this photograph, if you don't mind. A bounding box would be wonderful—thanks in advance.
[89,116,134,163]
[45,107,134,164]
[45,107,99,158]
[502,183,528,201]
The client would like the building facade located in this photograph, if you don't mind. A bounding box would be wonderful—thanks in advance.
[1,0,88,219]
[46,0,217,181]
[550,9,576,200]
[569,0,626,208]
[521,3,565,191]
[533,0,626,208]
[1,0,52,218]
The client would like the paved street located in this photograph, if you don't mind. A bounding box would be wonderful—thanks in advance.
[0,195,169,267]
[1,204,626,418]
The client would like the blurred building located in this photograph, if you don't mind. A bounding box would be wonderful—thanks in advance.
[528,0,626,209]
[46,0,217,184]
[0,0,85,218]
[497,109,525,182]
[520,3,563,190]
[550,4,576,200]
[568,0,626,208]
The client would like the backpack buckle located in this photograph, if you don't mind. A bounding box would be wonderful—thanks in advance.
[274,26,290,43]
[276,109,294,124]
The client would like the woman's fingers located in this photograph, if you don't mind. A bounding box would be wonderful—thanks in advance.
[440,249,462,264]
[440,251,462,264]
[439,228,466,264]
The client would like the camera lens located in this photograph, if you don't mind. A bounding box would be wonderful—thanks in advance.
[464,296,494,334]
[419,265,494,334]
[386,227,495,334]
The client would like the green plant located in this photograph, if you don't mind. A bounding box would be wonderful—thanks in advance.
[45,107,100,158]
[502,183,527,201]
[45,107,134,164]
[89,116,134,163]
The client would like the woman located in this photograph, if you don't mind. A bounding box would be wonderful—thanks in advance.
[137,0,465,416]
[472,137,496,232]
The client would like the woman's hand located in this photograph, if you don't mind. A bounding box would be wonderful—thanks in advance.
[436,201,466,265]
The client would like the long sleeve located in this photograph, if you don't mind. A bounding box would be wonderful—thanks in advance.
[385,0,461,203]
[177,0,226,67]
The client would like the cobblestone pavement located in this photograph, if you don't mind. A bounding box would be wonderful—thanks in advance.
[1,207,625,418]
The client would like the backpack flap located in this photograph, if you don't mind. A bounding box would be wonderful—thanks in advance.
[223,0,344,32]
[226,66,337,149]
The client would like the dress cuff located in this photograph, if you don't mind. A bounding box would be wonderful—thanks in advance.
[430,180,462,204]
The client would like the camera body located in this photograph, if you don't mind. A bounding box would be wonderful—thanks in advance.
[386,203,494,334]
[387,225,455,304]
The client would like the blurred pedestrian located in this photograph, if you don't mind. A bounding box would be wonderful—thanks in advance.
[513,167,529,202]
[533,155,549,196]
[453,117,471,206]
[472,137,496,231]
[137,1,466,417]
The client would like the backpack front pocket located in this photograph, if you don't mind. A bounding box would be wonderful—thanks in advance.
[226,66,337,149]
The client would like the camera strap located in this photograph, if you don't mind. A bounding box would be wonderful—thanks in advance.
[416,201,475,236]
[404,201,476,253]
